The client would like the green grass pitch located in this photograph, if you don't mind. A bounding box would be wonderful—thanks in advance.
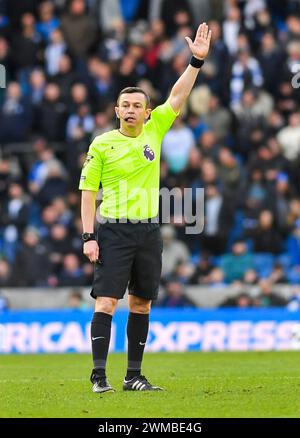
[1,351,300,418]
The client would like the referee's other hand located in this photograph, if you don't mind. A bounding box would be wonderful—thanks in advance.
[83,240,100,263]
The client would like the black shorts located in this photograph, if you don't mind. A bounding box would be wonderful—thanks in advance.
[91,221,163,301]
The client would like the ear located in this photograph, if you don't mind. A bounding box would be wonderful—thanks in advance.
[115,106,120,119]
[144,108,151,121]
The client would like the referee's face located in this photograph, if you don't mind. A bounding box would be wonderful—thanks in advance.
[116,93,151,129]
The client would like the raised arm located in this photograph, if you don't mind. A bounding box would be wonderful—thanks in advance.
[168,22,212,114]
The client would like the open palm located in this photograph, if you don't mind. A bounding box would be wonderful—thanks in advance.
[185,22,212,60]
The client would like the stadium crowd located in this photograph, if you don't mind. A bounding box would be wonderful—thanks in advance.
[1,0,300,307]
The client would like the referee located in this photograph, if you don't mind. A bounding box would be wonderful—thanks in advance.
[79,23,211,393]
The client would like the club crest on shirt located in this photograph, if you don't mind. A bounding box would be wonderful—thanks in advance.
[83,154,94,167]
[143,145,155,161]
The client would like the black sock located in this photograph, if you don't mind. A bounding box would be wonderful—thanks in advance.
[126,312,149,379]
[91,312,112,379]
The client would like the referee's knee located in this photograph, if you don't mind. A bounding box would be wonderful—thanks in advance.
[95,296,118,315]
[128,296,151,314]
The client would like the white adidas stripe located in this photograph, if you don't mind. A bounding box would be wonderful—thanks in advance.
[136,382,143,390]
[132,380,140,389]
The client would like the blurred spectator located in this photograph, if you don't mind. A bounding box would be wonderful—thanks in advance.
[162,116,195,174]
[28,146,67,196]
[67,289,90,309]
[160,0,192,37]
[276,81,298,120]
[221,240,254,283]
[0,82,32,142]
[189,254,214,285]
[45,29,66,76]
[220,292,253,308]
[66,103,94,142]
[0,291,9,311]
[250,209,283,254]
[257,31,285,93]
[13,227,51,286]
[60,0,97,58]
[92,0,124,35]
[198,132,219,160]
[255,279,288,306]
[277,112,300,161]
[204,20,230,102]
[287,286,300,311]
[230,47,264,108]
[43,223,70,272]
[0,37,11,85]
[158,279,196,308]
[242,168,268,234]
[0,158,21,201]
[0,181,31,261]
[217,147,241,194]
[29,69,46,107]
[92,111,114,137]
[203,94,232,141]
[223,5,242,55]
[37,1,60,43]
[201,184,234,255]
[51,197,73,227]
[243,269,259,285]
[0,259,13,287]
[233,89,267,159]
[37,82,67,141]
[269,263,288,284]
[0,182,30,231]
[57,253,87,286]
[161,225,190,278]
[10,12,42,73]
[287,219,300,266]
[53,55,80,101]
[202,267,226,287]
[170,260,195,284]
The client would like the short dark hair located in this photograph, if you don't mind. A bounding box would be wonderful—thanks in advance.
[117,87,150,107]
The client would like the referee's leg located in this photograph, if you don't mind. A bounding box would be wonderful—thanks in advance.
[126,295,151,378]
[90,296,118,393]
[123,295,163,390]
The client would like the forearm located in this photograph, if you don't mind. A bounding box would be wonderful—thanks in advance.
[168,64,201,113]
[81,190,97,232]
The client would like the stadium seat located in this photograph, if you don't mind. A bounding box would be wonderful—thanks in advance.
[253,253,275,278]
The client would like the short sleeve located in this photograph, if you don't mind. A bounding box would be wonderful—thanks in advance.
[149,100,179,138]
[79,139,103,191]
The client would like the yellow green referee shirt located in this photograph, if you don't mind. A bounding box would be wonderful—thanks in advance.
[79,100,178,220]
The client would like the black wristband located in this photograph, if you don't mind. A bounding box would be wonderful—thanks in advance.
[190,56,204,69]
[82,232,96,242]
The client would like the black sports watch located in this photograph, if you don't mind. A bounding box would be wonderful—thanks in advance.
[82,232,96,242]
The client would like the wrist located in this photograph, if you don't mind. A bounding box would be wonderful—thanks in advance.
[190,56,204,69]
[82,232,96,243]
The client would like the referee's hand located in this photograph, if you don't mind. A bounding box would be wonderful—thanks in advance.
[83,240,100,263]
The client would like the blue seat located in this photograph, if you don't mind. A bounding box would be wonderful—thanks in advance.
[226,210,245,250]
[253,253,274,278]
[212,255,222,267]
[287,266,300,285]
[276,253,292,274]
[190,253,200,265]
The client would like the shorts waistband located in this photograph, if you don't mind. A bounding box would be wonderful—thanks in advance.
[98,216,159,224]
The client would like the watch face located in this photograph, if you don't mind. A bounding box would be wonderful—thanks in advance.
[82,233,95,242]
